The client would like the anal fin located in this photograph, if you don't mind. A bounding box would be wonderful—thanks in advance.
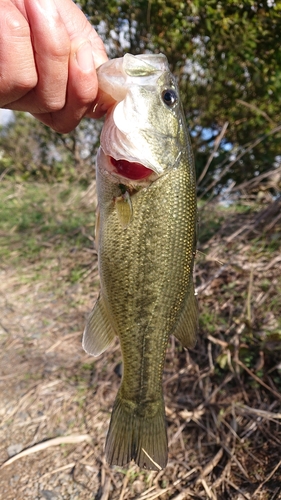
[173,284,198,349]
[82,294,116,356]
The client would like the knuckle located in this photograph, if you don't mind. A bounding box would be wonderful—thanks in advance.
[48,41,70,61]
[46,101,65,113]
[16,73,38,92]
[2,9,29,37]
[74,82,97,107]
[0,72,38,103]
[80,88,97,106]
[41,95,66,113]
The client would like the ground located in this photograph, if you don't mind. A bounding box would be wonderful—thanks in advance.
[0,180,280,500]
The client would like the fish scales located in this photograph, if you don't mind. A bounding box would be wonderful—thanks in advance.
[98,154,196,391]
[83,53,198,470]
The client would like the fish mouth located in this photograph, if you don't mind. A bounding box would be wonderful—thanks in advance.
[109,156,154,180]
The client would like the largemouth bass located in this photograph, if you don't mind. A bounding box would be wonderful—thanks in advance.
[83,53,198,470]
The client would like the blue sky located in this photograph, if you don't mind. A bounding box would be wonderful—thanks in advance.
[0,109,14,126]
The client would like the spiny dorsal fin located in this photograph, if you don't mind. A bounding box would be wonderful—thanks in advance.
[82,294,116,356]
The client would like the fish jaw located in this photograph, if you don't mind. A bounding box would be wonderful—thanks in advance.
[97,53,186,178]
[100,106,166,177]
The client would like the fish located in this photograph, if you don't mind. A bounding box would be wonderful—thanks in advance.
[82,53,198,471]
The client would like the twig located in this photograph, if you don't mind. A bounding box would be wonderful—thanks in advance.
[100,476,112,500]
[40,462,76,479]
[0,434,92,469]
[45,331,82,353]
[207,335,228,348]
[0,372,23,380]
[141,448,162,471]
[139,469,197,500]
[264,254,281,271]
[201,478,214,499]
[195,250,225,267]
[171,492,197,500]
[230,165,281,192]
[197,122,229,185]
[1,383,39,425]
[269,487,281,500]
[0,321,9,333]
[236,359,281,401]
[235,404,281,421]
[265,211,281,232]
[199,123,281,199]
[195,265,227,294]
[253,459,281,497]
[212,459,231,490]
[119,471,130,500]
[246,266,254,326]
[236,99,276,125]
[168,422,190,446]
[224,479,250,499]
[197,448,224,480]
[0,167,12,182]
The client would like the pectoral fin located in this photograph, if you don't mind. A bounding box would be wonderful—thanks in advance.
[115,191,133,228]
[82,294,116,356]
[173,284,198,349]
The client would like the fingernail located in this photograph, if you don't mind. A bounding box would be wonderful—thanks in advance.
[76,41,94,72]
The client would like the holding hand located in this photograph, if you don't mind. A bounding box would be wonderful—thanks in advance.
[0,0,108,132]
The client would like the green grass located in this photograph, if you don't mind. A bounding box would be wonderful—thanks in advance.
[0,180,95,266]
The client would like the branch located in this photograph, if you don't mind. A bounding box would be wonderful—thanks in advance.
[236,99,276,126]
[229,164,281,192]
[198,123,281,199]
[0,434,92,469]
[197,122,229,185]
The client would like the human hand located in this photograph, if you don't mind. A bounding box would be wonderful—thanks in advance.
[0,0,108,133]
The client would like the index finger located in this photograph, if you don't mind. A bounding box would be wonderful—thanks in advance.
[22,0,70,113]
[53,0,108,68]
[0,1,37,107]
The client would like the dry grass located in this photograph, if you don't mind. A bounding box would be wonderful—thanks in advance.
[0,180,280,500]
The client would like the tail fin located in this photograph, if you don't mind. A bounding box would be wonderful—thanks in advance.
[105,392,168,470]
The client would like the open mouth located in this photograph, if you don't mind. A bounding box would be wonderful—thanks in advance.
[110,157,153,180]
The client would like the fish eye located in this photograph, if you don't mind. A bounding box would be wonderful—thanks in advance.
[162,89,178,107]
